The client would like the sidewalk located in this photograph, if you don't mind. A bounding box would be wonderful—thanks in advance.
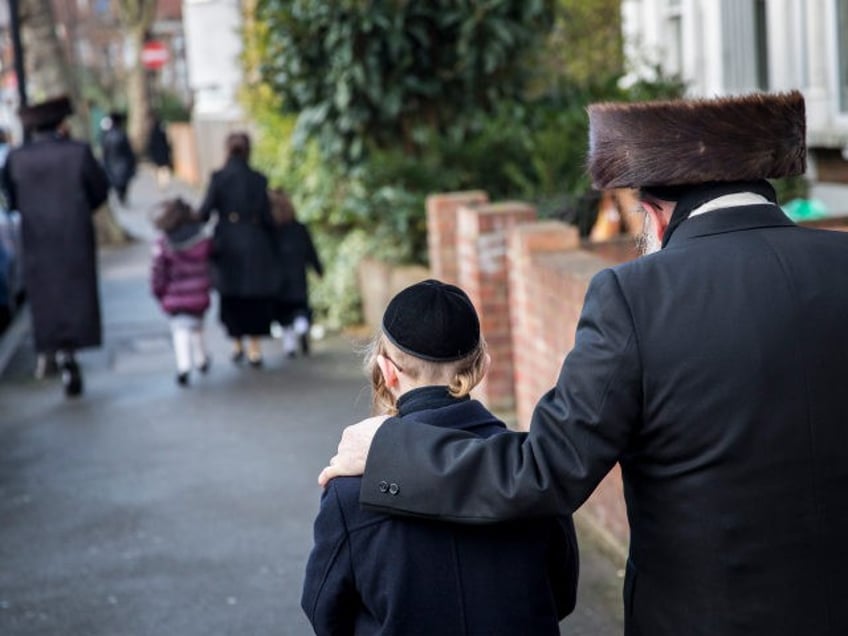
[0,166,624,635]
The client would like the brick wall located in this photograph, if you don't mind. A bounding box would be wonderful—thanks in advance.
[426,191,489,286]
[456,202,536,413]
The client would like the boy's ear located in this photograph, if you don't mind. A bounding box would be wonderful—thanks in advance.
[376,354,399,388]
[482,353,492,377]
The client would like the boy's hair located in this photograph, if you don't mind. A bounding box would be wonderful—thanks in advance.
[268,188,296,226]
[364,332,488,415]
[153,197,195,232]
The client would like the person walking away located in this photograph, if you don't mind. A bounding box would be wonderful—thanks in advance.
[198,132,278,367]
[302,279,578,635]
[320,92,848,635]
[150,197,213,387]
[1,95,110,397]
[145,113,173,190]
[100,112,137,205]
[268,188,323,357]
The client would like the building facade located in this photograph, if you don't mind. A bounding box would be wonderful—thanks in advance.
[622,0,848,212]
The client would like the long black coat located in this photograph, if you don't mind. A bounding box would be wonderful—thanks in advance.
[1,134,109,352]
[303,387,578,635]
[198,158,279,297]
[274,220,322,307]
[360,202,848,635]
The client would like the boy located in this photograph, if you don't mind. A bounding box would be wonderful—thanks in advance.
[302,279,578,634]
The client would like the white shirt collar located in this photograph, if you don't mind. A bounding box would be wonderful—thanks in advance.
[689,192,770,217]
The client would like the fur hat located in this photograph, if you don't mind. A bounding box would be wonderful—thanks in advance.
[588,91,806,190]
[382,279,480,362]
[19,95,73,131]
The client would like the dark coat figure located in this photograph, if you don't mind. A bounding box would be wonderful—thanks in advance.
[1,96,109,396]
[269,189,322,326]
[303,387,578,635]
[145,117,172,169]
[198,133,278,362]
[353,93,848,635]
[100,113,136,204]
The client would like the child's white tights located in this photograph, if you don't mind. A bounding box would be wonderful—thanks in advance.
[170,315,207,374]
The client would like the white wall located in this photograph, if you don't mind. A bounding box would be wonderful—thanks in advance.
[181,0,243,121]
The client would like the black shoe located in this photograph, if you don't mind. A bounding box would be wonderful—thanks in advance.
[231,350,244,365]
[62,360,83,397]
[299,333,310,356]
[248,355,263,368]
[198,357,211,374]
[176,372,190,387]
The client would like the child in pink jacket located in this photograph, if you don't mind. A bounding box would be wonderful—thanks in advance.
[151,198,213,386]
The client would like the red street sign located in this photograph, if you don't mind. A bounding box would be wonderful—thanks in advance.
[141,40,169,70]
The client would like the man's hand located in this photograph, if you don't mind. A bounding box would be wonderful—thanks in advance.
[318,415,389,487]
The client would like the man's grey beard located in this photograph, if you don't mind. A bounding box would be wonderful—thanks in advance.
[637,213,663,255]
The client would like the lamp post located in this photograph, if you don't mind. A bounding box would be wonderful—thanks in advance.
[7,0,27,108]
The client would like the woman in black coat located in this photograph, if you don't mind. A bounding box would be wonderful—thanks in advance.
[198,132,278,367]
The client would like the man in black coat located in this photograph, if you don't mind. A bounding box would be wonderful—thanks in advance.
[100,112,136,205]
[2,96,110,396]
[319,92,848,635]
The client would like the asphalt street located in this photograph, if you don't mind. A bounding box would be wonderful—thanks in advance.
[0,169,625,635]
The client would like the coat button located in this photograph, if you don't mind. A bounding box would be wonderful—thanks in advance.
[378,481,389,493]
[228,212,238,222]
[388,483,399,495]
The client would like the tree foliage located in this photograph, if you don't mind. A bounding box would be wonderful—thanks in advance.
[242,0,686,328]
[256,0,555,164]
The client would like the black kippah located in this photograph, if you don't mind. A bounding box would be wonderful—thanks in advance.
[382,279,480,362]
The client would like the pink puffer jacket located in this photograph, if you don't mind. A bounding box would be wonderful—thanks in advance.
[150,223,213,316]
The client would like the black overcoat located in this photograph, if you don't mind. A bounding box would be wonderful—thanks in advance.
[2,135,109,352]
[360,202,848,635]
[198,158,279,297]
[100,127,136,191]
[303,387,578,635]
[274,220,322,307]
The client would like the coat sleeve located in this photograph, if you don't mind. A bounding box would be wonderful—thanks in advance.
[303,226,323,277]
[359,268,643,521]
[197,174,219,222]
[150,239,169,301]
[301,484,360,635]
[81,145,110,211]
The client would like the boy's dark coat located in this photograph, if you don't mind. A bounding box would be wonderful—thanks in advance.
[302,388,578,635]
[274,220,322,307]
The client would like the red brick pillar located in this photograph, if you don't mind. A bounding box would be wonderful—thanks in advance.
[457,202,536,414]
[426,191,489,285]
[507,221,581,430]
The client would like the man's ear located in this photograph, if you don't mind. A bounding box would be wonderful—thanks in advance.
[643,199,672,242]
[376,354,399,389]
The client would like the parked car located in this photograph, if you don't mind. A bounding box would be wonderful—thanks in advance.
[0,200,24,333]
